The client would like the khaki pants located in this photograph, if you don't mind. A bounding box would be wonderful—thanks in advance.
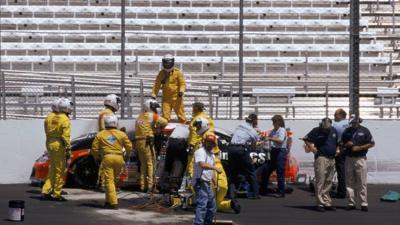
[345,156,368,207]
[314,156,335,207]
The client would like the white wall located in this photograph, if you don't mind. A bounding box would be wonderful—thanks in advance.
[1,119,399,184]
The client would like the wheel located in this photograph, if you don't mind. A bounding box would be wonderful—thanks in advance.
[71,155,99,189]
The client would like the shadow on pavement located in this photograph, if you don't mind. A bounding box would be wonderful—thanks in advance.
[78,202,104,209]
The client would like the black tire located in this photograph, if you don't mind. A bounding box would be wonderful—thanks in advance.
[71,155,99,189]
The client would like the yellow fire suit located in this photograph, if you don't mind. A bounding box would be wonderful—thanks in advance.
[186,112,215,177]
[98,107,114,131]
[214,156,231,211]
[41,112,71,199]
[91,128,132,206]
[135,112,168,191]
[97,107,115,188]
[151,68,186,123]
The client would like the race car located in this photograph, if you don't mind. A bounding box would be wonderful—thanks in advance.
[30,123,299,189]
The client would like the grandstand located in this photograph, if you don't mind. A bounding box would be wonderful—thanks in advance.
[0,0,399,119]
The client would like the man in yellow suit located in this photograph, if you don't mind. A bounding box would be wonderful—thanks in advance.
[135,99,168,193]
[97,94,121,190]
[91,114,132,209]
[41,98,73,201]
[186,102,214,178]
[98,94,121,131]
[194,117,241,214]
[151,54,186,123]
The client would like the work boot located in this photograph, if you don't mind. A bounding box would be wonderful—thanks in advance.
[345,205,356,211]
[316,206,325,212]
[230,200,241,214]
[324,206,336,211]
[361,206,368,212]
[51,196,67,202]
[41,193,52,200]
[104,203,118,210]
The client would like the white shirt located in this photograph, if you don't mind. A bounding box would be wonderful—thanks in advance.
[169,124,189,139]
[269,127,287,149]
[332,119,348,143]
[192,146,215,183]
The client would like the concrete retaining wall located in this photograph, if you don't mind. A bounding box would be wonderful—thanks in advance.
[1,119,399,184]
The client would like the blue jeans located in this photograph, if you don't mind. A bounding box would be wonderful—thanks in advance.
[261,148,287,194]
[193,181,216,225]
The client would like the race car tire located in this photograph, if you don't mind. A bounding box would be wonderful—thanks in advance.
[71,155,99,189]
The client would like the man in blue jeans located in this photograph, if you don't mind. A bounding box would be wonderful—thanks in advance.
[193,133,222,225]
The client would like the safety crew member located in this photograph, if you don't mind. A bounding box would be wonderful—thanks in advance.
[260,115,288,198]
[91,114,132,209]
[41,98,73,201]
[332,108,348,198]
[135,99,168,193]
[98,94,121,131]
[228,113,260,199]
[342,114,374,212]
[194,117,241,214]
[302,118,338,212]
[97,94,121,190]
[192,133,221,225]
[187,102,215,178]
[151,54,186,123]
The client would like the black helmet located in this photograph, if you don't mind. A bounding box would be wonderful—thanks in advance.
[162,54,175,70]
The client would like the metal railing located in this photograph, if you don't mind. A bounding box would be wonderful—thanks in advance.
[0,70,233,120]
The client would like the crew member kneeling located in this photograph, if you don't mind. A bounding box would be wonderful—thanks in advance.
[91,115,133,209]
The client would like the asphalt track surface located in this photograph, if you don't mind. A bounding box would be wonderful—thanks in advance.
[0,184,399,225]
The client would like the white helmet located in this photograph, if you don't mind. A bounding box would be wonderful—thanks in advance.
[193,117,209,135]
[144,99,160,113]
[104,94,121,111]
[51,98,61,112]
[162,54,175,71]
[104,114,118,128]
[58,98,73,114]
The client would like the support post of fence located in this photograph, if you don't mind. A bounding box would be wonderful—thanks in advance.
[1,72,6,120]
[325,82,329,117]
[71,76,76,120]
[208,85,213,118]
[229,84,233,119]
[140,79,144,113]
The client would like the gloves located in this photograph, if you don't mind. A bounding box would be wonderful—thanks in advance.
[187,145,195,154]
[65,149,71,161]
[178,92,184,97]
[151,96,156,100]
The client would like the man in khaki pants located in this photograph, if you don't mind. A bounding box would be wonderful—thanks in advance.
[303,118,339,212]
[342,115,375,212]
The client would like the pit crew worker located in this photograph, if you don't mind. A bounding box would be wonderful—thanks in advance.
[151,54,186,123]
[260,115,288,198]
[98,94,121,131]
[228,113,260,199]
[332,108,348,198]
[192,133,221,225]
[41,98,73,201]
[302,118,338,212]
[97,94,121,190]
[194,117,241,214]
[135,99,168,193]
[187,102,215,178]
[91,114,132,209]
[342,115,375,212]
